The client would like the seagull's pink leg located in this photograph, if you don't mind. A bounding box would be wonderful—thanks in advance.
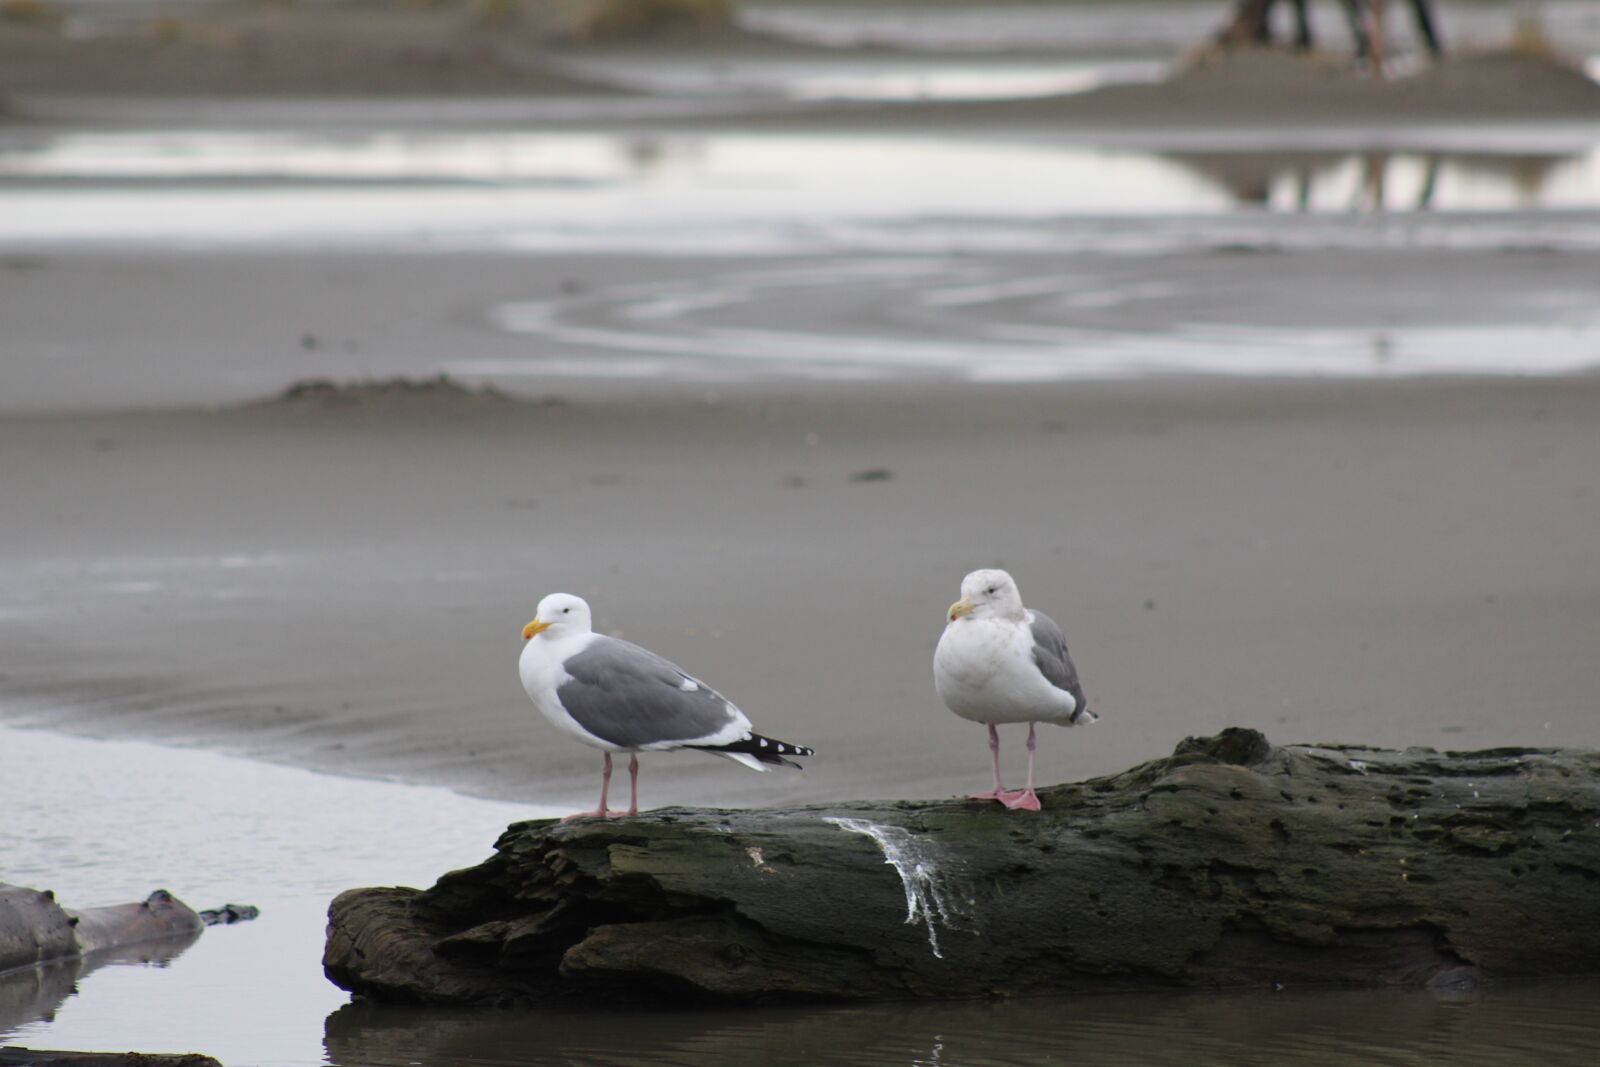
[967,723,1007,802]
[562,752,617,821]
[625,754,640,816]
[1002,723,1042,811]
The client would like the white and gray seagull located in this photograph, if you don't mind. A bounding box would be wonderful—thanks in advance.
[519,593,812,820]
[934,568,1098,812]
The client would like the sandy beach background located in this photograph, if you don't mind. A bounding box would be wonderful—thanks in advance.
[4,0,1600,816]
[5,366,1599,810]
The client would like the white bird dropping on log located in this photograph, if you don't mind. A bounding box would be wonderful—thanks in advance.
[519,593,813,820]
[934,569,1097,811]
[825,817,974,959]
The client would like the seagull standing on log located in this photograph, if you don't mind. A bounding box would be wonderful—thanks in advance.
[519,593,813,821]
[934,569,1098,811]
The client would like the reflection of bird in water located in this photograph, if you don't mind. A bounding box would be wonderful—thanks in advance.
[519,593,812,820]
[934,569,1097,812]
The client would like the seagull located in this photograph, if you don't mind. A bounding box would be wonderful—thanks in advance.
[934,569,1097,811]
[519,593,812,820]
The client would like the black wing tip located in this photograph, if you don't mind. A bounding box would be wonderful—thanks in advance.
[696,732,814,765]
[751,733,815,759]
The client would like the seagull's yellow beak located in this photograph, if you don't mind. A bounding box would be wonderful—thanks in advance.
[948,598,976,622]
[522,618,550,640]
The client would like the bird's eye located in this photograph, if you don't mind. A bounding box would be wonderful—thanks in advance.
[986,586,996,594]
[563,607,571,614]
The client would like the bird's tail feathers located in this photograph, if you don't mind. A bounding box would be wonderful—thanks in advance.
[694,732,813,771]
[716,751,773,772]
[1070,705,1100,726]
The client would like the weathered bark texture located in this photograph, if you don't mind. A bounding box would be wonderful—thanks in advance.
[324,730,1600,1005]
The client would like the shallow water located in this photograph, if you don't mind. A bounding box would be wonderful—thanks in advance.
[323,986,1600,1067]
[6,93,1600,384]
[740,1,1226,55]
[5,126,1600,385]
[6,129,1600,250]
[0,721,547,1065]
[461,247,1600,382]
[4,724,1599,1066]
[565,52,1167,102]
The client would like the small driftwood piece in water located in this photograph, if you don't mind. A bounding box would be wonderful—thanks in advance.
[324,729,1600,1005]
[0,1052,220,1067]
[0,887,204,975]
[1,886,216,1045]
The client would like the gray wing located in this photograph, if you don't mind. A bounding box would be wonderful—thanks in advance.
[1028,611,1091,721]
[557,636,743,750]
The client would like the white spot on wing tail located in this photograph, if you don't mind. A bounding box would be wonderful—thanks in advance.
[825,817,972,959]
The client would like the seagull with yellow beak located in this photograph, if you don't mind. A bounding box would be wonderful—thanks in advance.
[934,568,1097,811]
[519,592,813,820]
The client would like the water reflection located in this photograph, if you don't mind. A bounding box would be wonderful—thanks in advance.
[464,251,1600,382]
[1170,150,1575,213]
[560,54,1167,102]
[1,130,1597,249]
[740,1,1235,54]
[323,980,1600,1067]
[0,930,200,1034]
[616,134,706,176]
[0,724,541,1065]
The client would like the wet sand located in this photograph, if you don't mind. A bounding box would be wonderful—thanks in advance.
[0,5,620,99]
[4,369,1598,812]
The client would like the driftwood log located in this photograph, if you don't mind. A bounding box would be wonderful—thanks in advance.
[0,887,203,978]
[324,729,1600,1005]
[0,1052,219,1067]
[2,889,250,1067]
[0,886,257,1043]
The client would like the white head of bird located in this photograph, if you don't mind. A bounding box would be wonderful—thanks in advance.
[947,568,1025,623]
[522,592,593,642]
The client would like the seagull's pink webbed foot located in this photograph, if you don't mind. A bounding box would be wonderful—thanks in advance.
[563,753,640,821]
[998,723,1043,810]
[1000,788,1042,812]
